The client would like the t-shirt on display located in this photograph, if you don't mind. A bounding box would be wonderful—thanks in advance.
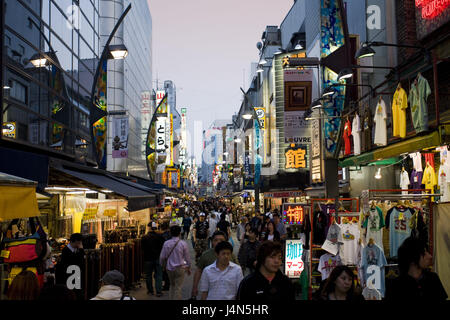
[400,170,410,195]
[373,99,387,146]
[339,223,360,265]
[386,207,414,257]
[392,86,408,138]
[318,253,342,281]
[362,206,385,249]
[361,243,387,297]
[352,114,361,155]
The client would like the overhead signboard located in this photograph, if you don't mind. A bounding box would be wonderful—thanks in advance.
[285,240,305,278]
[282,203,307,225]
[285,144,308,170]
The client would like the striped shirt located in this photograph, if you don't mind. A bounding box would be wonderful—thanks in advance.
[199,261,243,300]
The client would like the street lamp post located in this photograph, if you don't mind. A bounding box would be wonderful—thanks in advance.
[240,87,262,213]
[90,4,131,169]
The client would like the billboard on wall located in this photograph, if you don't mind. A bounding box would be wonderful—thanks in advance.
[112,117,129,158]
[284,112,311,146]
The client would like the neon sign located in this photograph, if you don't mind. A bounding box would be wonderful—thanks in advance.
[285,240,304,278]
[282,203,306,225]
[416,0,450,19]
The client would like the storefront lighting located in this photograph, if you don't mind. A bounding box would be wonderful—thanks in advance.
[337,68,354,81]
[101,189,113,193]
[66,190,98,195]
[375,168,382,179]
[29,53,48,68]
[355,43,376,59]
[260,58,267,65]
[109,44,128,59]
[311,99,323,110]
[294,42,303,50]
[322,87,336,97]
[256,66,264,73]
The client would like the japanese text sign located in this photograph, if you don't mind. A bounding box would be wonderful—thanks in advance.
[285,240,304,278]
[282,203,306,225]
[285,144,307,169]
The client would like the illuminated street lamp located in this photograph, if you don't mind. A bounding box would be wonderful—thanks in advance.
[29,53,48,67]
[108,44,128,59]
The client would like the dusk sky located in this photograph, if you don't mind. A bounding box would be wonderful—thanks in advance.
[146,0,293,164]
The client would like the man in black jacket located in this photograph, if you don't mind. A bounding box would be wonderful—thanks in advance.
[238,228,261,277]
[237,241,295,301]
[141,222,165,297]
[56,233,85,300]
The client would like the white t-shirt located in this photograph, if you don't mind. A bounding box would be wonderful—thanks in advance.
[362,287,382,300]
[318,253,342,281]
[363,207,385,251]
[373,99,387,146]
[410,152,423,172]
[352,114,361,156]
[400,170,410,195]
[339,223,360,265]
[438,164,450,202]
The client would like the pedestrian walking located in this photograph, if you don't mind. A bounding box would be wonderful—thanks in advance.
[262,221,281,242]
[236,216,248,245]
[217,213,231,240]
[191,231,239,299]
[181,214,192,240]
[159,225,192,300]
[7,270,40,300]
[160,222,171,291]
[238,228,261,277]
[207,213,218,248]
[314,266,364,301]
[273,213,287,241]
[199,241,243,300]
[141,222,165,296]
[193,213,209,263]
[385,237,447,300]
[237,241,295,301]
[91,270,136,300]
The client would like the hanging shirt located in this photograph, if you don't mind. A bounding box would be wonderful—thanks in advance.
[438,164,450,202]
[339,223,361,265]
[424,153,435,169]
[410,169,424,194]
[318,253,342,281]
[352,114,361,155]
[400,170,410,195]
[392,86,408,138]
[373,99,388,146]
[408,74,431,134]
[386,207,414,257]
[313,210,329,245]
[361,243,387,297]
[362,206,385,249]
[343,119,352,156]
[362,108,373,152]
[422,164,438,194]
[410,152,423,172]
[321,223,343,256]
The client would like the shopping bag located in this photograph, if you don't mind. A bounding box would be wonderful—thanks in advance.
[7,266,44,288]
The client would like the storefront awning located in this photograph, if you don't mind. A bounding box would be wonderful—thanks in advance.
[339,130,441,168]
[0,172,40,221]
[54,167,157,212]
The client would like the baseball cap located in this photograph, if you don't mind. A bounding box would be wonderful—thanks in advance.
[199,212,206,216]
[100,270,124,286]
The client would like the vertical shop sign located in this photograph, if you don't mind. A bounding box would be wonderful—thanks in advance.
[311,119,324,183]
[244,152,254,189]
[112,117,129,158]
[320,0,347,159]
[285,240,305,278]
[93,59,108,169]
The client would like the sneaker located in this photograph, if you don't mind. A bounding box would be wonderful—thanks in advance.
[156,293,163,297]
[147,291,154,295]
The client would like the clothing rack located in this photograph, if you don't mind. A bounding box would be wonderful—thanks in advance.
[364,189,435,256]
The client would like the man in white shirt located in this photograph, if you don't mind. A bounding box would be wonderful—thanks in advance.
[199,241,243,300]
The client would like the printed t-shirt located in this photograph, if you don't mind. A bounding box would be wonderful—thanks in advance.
[362,287,382,300]
[438,164,450,202]
[195,220,209,239]
[408,74,431,134]
[361,243,387,297]
[362,206,385,249]
[392,86,408,138]
[410,169,424,193]
[386,207,414,257]
[318,253,342,281]
[400,170,410,195]
[373,99,387,146]
[410,152,423,172]
[422,165,437,194]
[322,223,343,256]
[339,223,360,265]
[352,114,361,155]
[343,119,352,156]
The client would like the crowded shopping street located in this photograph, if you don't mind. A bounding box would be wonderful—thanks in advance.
[1,0,450,308]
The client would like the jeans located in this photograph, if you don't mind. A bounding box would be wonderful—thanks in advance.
[167,267,186,300]
[182,228,190,239]
[144,260,163,294]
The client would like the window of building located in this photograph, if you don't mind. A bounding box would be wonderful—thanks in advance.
[9,80,27,104]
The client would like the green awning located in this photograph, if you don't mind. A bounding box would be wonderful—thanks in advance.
[339,130,441,168]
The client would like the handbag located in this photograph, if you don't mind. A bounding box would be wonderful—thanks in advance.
[161,239,180,271]
[1,218,47,264]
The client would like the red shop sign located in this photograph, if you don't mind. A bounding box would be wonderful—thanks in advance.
[416,0,450,19]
